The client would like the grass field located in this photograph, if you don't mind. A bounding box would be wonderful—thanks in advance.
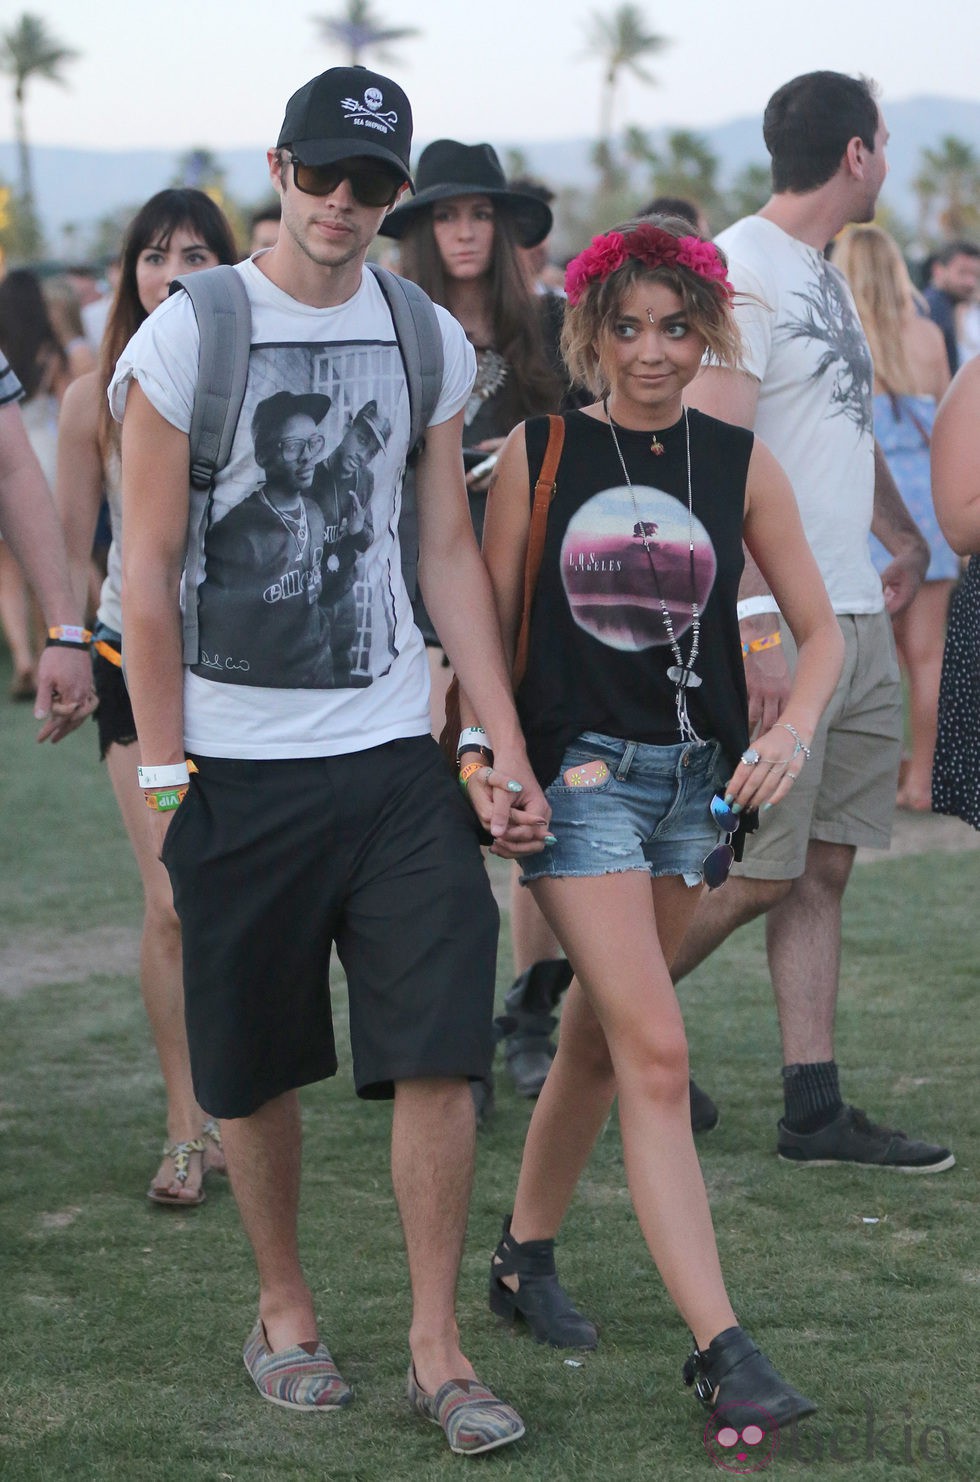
[0,655,976,1481]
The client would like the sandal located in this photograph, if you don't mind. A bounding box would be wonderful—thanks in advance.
[201,1117,227,1174]
[147,1136,207,1207]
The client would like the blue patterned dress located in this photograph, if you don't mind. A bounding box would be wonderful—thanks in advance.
[868,393,960,581]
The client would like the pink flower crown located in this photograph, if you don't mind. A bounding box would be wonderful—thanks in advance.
[564,223,734,306]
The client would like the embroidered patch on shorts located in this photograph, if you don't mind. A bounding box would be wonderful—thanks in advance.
[562,760,610,788]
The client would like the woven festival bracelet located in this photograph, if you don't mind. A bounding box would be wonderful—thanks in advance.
[45,624,92,650]
[458,762,484,790]
[741,630,782,659]
[143,786,188,813]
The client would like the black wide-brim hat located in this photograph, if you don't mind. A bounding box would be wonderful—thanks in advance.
[379,139,552,247]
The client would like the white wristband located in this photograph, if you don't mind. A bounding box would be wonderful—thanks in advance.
[736,596,780,622]
[457,726,491,755]
[138,762,190,790]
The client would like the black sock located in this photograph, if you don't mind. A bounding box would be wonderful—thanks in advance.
[782,1061,842,1133]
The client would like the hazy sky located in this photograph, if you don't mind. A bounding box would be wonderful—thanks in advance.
[4,0,979,153]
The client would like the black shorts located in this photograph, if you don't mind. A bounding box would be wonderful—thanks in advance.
[161,735,499,1118]
[92,637,137,758]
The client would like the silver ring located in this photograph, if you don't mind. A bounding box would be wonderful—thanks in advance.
[741,747,761,766]
[787,771,799,782]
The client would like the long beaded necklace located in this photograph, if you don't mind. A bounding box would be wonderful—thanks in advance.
[603,398,705,745]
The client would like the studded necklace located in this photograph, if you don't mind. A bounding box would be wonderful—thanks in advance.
[603,398,704,745]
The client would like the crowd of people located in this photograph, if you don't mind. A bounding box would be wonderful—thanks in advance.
[1,60,977,1462]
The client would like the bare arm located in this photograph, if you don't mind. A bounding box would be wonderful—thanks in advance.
[932,358,980,555]
[54,372,106,613]
[119,383,190,846]
[415,411,549,847]
[0,400,95,740]
[686,364,793,732]
[727,439,845,812]
[871,439,929,614]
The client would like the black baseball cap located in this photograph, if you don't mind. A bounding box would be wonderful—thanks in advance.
[277,66,414,188]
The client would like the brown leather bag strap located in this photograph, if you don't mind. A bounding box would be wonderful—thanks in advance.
[513,414,565,687]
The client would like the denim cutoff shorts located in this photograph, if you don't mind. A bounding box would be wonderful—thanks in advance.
[521,732,728,887]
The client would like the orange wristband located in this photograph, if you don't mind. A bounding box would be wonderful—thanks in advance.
[742,630,782,659]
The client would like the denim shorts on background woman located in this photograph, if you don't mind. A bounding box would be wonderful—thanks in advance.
[520,731,729,887]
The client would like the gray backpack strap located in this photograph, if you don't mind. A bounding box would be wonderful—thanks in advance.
[168,266,251,663]
[367,264,444,601]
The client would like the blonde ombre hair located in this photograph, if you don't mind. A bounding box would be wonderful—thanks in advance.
[832,226,925,396]
[561,217,742,396]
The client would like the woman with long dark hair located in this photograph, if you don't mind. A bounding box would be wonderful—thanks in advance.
[56,189,238,1205]
[381,143,569,1107]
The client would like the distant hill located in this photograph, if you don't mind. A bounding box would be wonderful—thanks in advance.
[3,95,978,259]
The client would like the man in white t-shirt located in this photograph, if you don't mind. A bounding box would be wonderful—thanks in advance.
[112,66,549,1452]
[677,72,953,1173]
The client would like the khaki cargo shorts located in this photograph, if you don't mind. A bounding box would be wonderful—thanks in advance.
[734,611,903,881]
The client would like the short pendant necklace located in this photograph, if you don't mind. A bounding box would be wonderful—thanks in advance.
[603,399,705,745]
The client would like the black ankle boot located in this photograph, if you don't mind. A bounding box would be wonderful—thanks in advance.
[502,1012,557,1098]
[499,959,573,1099]
[488,1215,598,1350]
[683,1325,817,1429]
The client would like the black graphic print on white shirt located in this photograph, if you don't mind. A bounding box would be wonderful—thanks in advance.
[781,258,874,437]
[194,342,402,690]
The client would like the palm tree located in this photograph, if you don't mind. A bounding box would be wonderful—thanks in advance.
[587,4,669,170]
[721,162,772,228]
[0,12,79,259]
[913,135,980,240]
[313,0,419,66]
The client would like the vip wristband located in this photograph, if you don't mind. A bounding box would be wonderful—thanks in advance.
[143,786,188,813]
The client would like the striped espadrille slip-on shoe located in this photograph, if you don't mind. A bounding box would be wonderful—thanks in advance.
[407,1364,525,1455]
[243,1319,352,1411]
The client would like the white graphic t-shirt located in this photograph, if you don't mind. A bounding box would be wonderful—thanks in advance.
[715,215,882,615]
[110,259,475,758]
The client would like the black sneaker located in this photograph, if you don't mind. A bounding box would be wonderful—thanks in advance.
[689,1078,719,1133]
[777,1104,954,1172]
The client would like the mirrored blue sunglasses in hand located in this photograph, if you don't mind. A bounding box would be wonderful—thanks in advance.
[703,793,742,890]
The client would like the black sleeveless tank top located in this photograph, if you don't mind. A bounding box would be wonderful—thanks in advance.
[518,407,754,789]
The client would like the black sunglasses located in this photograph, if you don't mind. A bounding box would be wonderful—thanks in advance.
[286,153,403,208]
